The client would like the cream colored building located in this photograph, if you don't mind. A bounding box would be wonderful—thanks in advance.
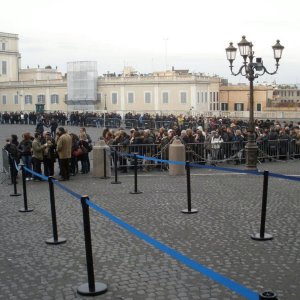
[0,31,222,115]
[2,31,291,119]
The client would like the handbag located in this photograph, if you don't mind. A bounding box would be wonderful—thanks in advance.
[72,148,83,157]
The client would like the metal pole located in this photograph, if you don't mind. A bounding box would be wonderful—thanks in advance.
[245,47,258,169]
[10,159,21,197]
[259,291,278,299]
[46,177,66,245]
[19,163,33,212]
[77,196,107,296]
[101,148,108,179]
[111,149,121,184]
[251,171,273,241]
[182,161,197,214]
[130,154,142,194]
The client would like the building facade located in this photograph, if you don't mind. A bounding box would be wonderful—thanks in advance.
[1,31,294,119]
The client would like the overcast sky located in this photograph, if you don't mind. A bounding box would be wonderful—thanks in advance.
[2,0,299,84]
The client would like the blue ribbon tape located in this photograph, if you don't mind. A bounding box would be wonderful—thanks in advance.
[86,199,259,300]
[52,180,82,200]
[268,172,300,182]
[24,166,48,181]
[118,152,300,182]
[14,161,21,171]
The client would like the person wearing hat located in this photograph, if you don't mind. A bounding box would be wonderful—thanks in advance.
[43,132,57,177]
[56,127,72,181]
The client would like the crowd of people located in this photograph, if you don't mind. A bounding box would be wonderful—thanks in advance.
[4,126,93,182]
[3,110,300,179]
[102,118,300,168]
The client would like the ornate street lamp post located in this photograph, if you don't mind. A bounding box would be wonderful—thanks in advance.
[225,36,284,169]
[103,94,107,127]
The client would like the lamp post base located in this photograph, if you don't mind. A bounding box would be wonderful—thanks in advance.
[245,134,258,169]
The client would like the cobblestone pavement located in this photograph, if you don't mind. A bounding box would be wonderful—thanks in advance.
[0,124,300,300]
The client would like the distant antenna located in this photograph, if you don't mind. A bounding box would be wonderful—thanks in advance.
[163,37,169,71]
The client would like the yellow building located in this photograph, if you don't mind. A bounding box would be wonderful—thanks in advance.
[220,84,274,112]
[0,32,221,115]
[2,31,295,119]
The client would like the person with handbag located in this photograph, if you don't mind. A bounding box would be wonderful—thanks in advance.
[56,127,72,181]
[43,132,57,177]
[78,133,89,174]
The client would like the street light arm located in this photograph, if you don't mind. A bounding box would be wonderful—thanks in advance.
[261,64,279,76]
[229,64,247,77]
[253,64,279,78]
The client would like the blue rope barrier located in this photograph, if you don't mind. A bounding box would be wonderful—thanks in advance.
[85,199,259,300]
[14,160,22,171]
[119,152,300,182]
[52,180,82,200]
[189,162,261,176]
[268,172,300,182]
[24,166,82,198]
[24,166,48,181]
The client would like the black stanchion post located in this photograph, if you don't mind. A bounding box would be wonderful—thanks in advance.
[77,196,108,296]
[259,291,278,299]
[9,162,13,185]
[251,170,273,241]
[182,161,198,214]
[10,160,21,197]
[130,154,142,194]
[111,150,121,184]
[19,163,33,212]
[46,176,67,245]
[101,148,108,179]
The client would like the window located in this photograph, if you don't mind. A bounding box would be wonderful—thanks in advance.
[65,94,68,101]
[51,94,59,104]
[97,93,101,102]
[25,95,32,104]
[234,103,244,111]
[144,92,151,104]
[205,92,208,103]
[162,92,169,104]
[112,93,118,104]
[197,92,200,104]
[297,91,300,97]
[180,92,187,104]
[1,42,5,50]
[257,103,262,111]
[37,95,45,104]
[0,61,7,75]
[2,95,7,105]
[210,92,212,102]
[128,92,134,104]
[14,95,18,105]
[221,103,228,111]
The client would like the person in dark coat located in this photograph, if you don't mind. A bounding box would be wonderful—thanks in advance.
[17,133,33,180]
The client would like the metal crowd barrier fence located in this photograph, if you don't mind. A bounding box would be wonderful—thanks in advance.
[109,143,164,170]
[2,148,10,174]
[108,139,300,171]
[85,117,121,128]
[110,140,300,169]
[124,119,176,130]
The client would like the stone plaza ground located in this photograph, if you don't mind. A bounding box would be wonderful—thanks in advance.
[0,124,299,300]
